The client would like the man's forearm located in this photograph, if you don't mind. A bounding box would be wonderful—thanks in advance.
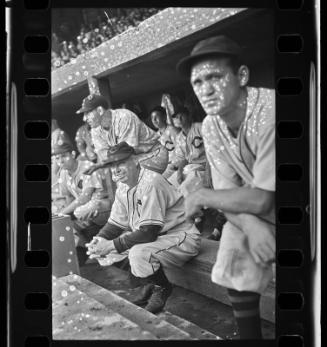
[200,187,274,216]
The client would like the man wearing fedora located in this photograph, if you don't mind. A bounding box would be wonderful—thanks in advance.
[86,142,201,314]
[177,35,276,339]
[76,94,169,175]
[52,133,112,265]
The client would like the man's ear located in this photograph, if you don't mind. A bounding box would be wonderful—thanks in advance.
[238,65,250,87]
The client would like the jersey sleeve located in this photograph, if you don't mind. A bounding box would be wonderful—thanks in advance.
[202,119,242,189]
[108,186,129,229]
[138,182,167,228]
[252,122,275,191]
[116,110,140,148]
[91,127,110,162]
[172,133,186,165]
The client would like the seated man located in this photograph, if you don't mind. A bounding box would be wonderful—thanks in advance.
[150,105,180,165]
[52,134,112,265]
[75,121,97,162]
[165,106,208,197]
[86,142,201,314]
[51,119,71,213]
[76,94,168,174]
[178,35,275,339]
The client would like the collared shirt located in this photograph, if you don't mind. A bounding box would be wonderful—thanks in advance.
[59,160,108,200]
[91,109,160,162]
[108,168,188,233]
[173,122,206,166]
[202,87,275,192]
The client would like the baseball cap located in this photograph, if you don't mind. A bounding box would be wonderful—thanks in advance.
[96,142,135,169]
[76,94,109,114]
[176,35,242,77]
[52,132,73,155]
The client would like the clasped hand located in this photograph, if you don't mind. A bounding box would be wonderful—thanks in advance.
[85,237,116,259]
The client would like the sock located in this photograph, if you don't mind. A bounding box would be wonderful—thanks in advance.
[227,288,262,339]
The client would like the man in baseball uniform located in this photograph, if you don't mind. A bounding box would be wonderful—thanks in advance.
[177,35,275,339]
[52,134,112,265]
[51,119,71,212]
[86,142,201,314]
[150,105,180,166]
[165,106,208,198]
[76,94,168,174]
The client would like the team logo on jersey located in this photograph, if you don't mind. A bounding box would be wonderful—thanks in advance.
[192,136,204,148]
[164,140,175,151]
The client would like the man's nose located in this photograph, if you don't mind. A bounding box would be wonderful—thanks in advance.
[202,81,215,95]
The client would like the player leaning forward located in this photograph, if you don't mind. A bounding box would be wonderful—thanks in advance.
[76,94,168,174]
[178,36,275,339]
[86,142,201,313]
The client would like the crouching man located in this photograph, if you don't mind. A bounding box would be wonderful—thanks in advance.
[52,135,112,265]
[86,142,201,314]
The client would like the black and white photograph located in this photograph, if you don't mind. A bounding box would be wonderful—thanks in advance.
[51,7,276,340]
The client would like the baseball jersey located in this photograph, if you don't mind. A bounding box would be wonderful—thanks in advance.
[202,87,275,193]
[59,160,108,201]
[158,125,179,162]
[173,122,206,166]
[91,108,160,162]
[108,168,187,233]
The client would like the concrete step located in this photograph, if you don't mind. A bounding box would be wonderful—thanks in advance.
[52,277,157,340]
[157,311,220,340]
[164,238,275,323]
[57,274,193,340]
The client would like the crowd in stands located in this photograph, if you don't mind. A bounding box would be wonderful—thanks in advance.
[52,8,161,69]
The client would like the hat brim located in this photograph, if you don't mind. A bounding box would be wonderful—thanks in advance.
[76,106,93,114]
[176,49,240,77]
[96,152,134,169]
[52,146,73,156]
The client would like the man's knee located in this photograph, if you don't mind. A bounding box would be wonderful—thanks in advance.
[128,244,147,264]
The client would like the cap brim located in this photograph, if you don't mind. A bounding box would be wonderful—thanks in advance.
[76,106,92,114]
[176,49,240,77]
[95,152,134,170]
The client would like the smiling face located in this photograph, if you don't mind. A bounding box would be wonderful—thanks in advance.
[190,57,248,117]
[110,156,139,187]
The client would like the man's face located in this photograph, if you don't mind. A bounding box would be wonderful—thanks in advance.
[84,109,101,128]
[53,152,75,170]
[110,157,138,186]
[151,111,165,130]
[172,112,188,129]
[190,58,242,116]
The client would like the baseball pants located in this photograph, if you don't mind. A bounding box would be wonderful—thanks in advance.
[211,221,274,294]
[128,225,201,278]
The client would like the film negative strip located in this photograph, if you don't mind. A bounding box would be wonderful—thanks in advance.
[6,0,321,346]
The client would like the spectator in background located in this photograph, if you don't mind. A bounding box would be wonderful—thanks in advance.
[52,8,162,69]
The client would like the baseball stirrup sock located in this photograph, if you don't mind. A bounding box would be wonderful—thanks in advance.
[227,289,262,339]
